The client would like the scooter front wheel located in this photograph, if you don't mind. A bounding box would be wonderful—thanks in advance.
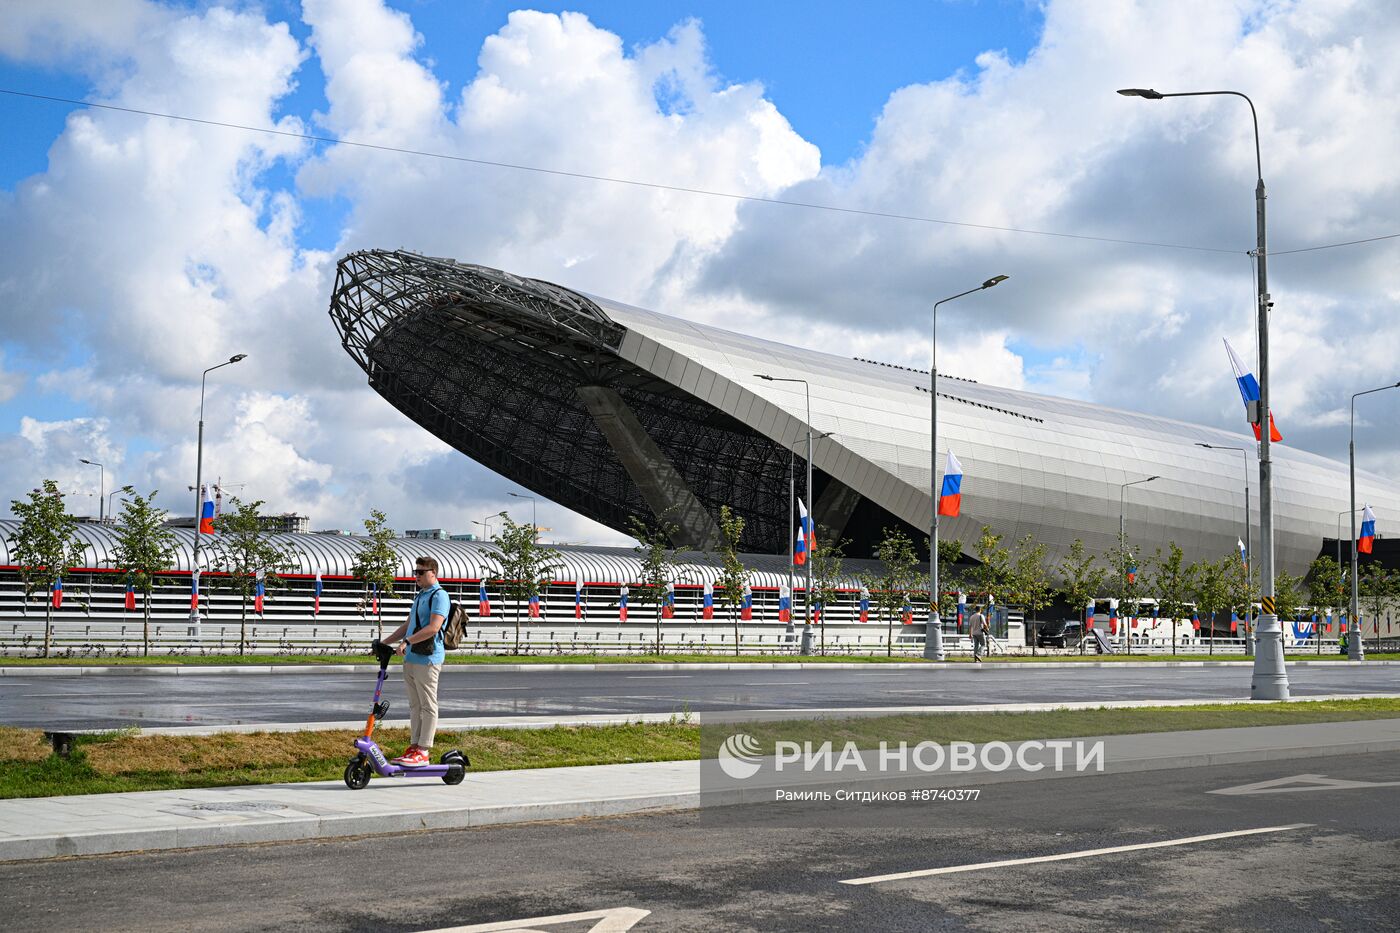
[344,758,372,790]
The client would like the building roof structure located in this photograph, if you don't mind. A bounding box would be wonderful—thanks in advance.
[329,249,1400,576]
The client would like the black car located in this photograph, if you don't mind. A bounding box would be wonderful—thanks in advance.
[1036,619,1083,648]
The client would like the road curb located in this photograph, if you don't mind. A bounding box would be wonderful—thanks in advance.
[4,659,1397,676]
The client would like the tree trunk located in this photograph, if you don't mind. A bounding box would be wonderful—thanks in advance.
[240,597,248,656]
[656,603,662,657]
[733,606,739,657]
[43,597,52,658]
[886,607,893,658]
[514,601,521,655]
[143,592,151,657]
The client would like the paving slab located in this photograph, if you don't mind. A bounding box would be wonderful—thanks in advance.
[3,718,1400,863]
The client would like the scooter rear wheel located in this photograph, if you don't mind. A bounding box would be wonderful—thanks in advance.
[442,764,465,785]
[344,758,372,790]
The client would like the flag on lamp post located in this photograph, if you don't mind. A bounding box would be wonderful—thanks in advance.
[937,452,963,517]
[1085,599,1095,631]
[619,585,629,621]
[199,497,216,535]
[574,581,584,619]
[1109,598,1119,635]
[858,586,870,623]
[51,577,63,609]
[1224,338,1283,442]
[702,582,714,619]
[478,580,491,617]
[313,570,323,616]
[794,499,808,567]
[124,575,136,612]
[1359,505,1377,554]
[190,570,201,610]
[528,592,540,619]
[958,592,968,632]
[254,570,265,615]
[1237,538,1248,566]
[662,581,675,619]
[740,585,752,621]
[777,586,791,624]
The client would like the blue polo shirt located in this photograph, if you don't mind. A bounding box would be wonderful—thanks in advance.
[405,584,449,666]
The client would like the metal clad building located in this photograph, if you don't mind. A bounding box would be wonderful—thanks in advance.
[329,249,1400,575]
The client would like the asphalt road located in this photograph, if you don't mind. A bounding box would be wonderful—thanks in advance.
[4,663,1400,730]
[3,750,1397,931]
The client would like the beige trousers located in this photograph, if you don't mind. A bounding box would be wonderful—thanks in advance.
[402,661,441,750]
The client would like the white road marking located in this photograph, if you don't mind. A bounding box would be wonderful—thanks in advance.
[417,905,650,932]
[839,824,1311,885]
[743,682,811,686]
[440,686,531,691]
[624,675,692,679]
[22,691,148,698]
[1210,774,1400,796]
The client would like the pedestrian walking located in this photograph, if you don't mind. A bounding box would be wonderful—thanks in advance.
[969,605,988,662]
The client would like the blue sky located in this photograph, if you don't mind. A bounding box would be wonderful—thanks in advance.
[2,0,1398,540]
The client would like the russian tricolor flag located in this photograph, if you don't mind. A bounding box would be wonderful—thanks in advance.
[1359,505,1377,554]
[1224,338,1282,442]
[937,452,963,517]
[619,585,629,621]
[1230,608,1238,634]
[740,586,752,621]
[1109,598,1119,635]
[478,580,491,617]
[958,592,968,632]
[778,586,791,623]
[254,570,265,615]
[1127,563,1137,585]
[794,499,809,567]
[901,599,913,625]
[662,582,675,619]
[859,587,870,623]
[199,497,216,535]
[1192,610,1201,633]
[813,600,823,624]
[190,570,200,610]
[1237,538,1248,566]
[528,592,540,619]
[124,576,136,612]
[313,571,323,616]
[575,581,584,619]
[370,583,379,615]
[702,582,714,619]
[52,577,63,609]
[1085,599,1095,631]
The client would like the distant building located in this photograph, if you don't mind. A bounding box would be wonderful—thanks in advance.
[405,528,449,540]
[449,533,479,541]
[259,513,310,535]
[312,529,356,537]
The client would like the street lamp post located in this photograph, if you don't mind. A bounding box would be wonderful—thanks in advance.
[1119,476,1159,655]
[1198,443,1253,647]
[1349,381,1400,660]
[191,354,248,625]
[1119,86,1287,699]
[756,374,815,655]
[78,459,104,522]
[509,492,537,541]
[928,276,1009,661]
[108,489,124,520]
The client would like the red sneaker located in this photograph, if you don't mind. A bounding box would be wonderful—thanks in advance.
[402,748,430,767]
[391,745,421,764]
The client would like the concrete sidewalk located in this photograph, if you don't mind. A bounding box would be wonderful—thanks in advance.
[4,717,1400,863]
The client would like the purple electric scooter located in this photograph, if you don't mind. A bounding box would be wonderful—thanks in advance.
[343,639,468,789]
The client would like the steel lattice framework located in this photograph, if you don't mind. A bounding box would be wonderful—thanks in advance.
[330,250,797,552]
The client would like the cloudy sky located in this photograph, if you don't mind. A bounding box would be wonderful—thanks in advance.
[2,0,1397,546]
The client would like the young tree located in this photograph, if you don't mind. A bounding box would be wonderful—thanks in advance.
[713,506,749,656]
[1359,563,1394,641]
[1190,557,1231,651]
[6,480,89,657]
[1057,538,1107,630]
[969,525,1012,605]
[207,497,297,654]
[350,508,401,639]
[487,514,564,654]
[1147,543,1194,652]
[1008,534,1053,627]
[629,512,682,656]
[1305,555,1345,617]
[109,487,177,656]
[873,526,919,657]
[809,525,850,656]
[935,537,965,621]
[1273,568,1304,638]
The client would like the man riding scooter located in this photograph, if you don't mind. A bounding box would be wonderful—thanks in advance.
[380,556,449,766]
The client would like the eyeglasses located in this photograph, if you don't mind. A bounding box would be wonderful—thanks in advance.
[414,568,431,576]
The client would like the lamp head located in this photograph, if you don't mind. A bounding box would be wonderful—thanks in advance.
[229,353,248,363]
[754,373,774,381]
[1148,475,1161,481]
[982,275,1009,289]
[1195,443,1212,449]
[80,458,93,465]
[1117,88,1164,99]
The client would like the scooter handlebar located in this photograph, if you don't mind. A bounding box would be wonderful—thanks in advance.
[370,638,395,669]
